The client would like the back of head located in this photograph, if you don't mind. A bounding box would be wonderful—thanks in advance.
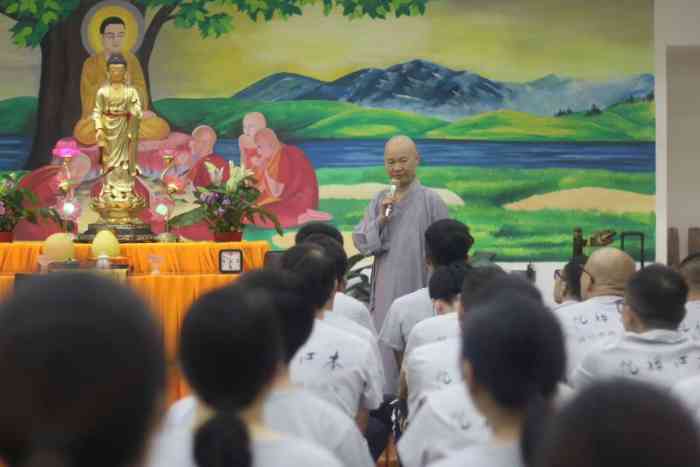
[0,273,165,467]
[301,233,348,285]
[626,264,688,330]
[280,243,336,312]
[237,269,315,364]
[181,284,283,467]
[430,262,472,302]
[462,293,565,410]
[535,379,700,467]
[680,252,700,294]
[584,247,636,296]
[425,219,474,267]
[295,222,344,246]
[460,264,507,311]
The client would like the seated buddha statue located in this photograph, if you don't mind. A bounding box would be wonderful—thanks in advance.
[73,16,170,146]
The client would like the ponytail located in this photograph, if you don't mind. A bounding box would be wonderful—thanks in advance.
[520,392,554,467]
[194,411,252,467]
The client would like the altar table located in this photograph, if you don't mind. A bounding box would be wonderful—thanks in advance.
[0,241,270,402]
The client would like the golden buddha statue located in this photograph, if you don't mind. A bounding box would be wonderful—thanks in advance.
[91,53,146,224]
[73,16,169,146]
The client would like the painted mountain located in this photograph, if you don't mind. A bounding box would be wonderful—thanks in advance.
[233,59,654,121]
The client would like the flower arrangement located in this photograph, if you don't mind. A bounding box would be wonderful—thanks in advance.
[0,172,45,232]
[170,161,282,236]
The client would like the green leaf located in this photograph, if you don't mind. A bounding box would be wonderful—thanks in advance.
[168,206,207,227]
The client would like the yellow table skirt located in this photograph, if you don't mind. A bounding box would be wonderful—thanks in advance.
[0,241,269,274]
[0,272,242,402]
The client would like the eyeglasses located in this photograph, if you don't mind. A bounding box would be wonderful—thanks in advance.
[615,298,626,314]
[580,266,595,285]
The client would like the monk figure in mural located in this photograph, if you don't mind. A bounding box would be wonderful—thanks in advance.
[252,128,332,228]
[73,16,170,145]
[238,111,267,169]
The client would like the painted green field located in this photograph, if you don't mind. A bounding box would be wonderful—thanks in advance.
[242,165,656,262]
[1,97,654,142]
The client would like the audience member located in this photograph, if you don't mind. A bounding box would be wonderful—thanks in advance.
[679,252,700,338]
[430,291,566,467]
[536,380,700,467]
[380,219,474,377]
[572,264,700,389]
[404,262,471,357]
[0,273,166,467]
[554,247,635,378]
[149,284,342,467]
[296,221,377,335]
[553,256,587,309]
[282,244,384,427]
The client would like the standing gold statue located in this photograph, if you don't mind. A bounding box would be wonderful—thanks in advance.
[79,53,154,242]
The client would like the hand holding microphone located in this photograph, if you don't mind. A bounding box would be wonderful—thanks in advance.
[381,179,399,223]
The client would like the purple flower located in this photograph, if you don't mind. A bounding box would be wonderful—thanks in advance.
[216,207,226,216]
[222,198,231,206]
[0,201,5,216]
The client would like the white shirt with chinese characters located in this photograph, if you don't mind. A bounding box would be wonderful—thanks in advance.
[404,312,460,358]
[571,329,700,390]
[290,319,384,417]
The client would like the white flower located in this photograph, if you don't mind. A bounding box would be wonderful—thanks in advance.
[204,161,224,186]
[225,161,253,192]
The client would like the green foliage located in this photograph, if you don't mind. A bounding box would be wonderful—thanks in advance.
[0,171,45,230]
[1,0,430,47]
[0,96,36,135]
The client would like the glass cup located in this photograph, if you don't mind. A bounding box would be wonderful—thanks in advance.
[37,254,52,274]
[148,255,164,275]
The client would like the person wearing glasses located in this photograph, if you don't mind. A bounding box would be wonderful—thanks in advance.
[553,247,636,379]
[553,256,587,310]
[571,265,700,390]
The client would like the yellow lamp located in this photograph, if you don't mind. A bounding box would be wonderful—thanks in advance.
[44,233,76,262]
[91,229,121,258]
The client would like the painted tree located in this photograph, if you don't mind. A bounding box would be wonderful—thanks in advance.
[0,0,430,169]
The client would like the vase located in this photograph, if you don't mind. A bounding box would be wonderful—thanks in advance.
[214,231,243,242]
[0,231,13,242]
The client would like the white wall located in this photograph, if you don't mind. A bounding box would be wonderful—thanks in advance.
[656,0,700,262]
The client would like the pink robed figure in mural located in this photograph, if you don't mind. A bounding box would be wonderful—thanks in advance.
[249,127,331,228]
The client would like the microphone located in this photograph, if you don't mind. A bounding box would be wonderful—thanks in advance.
[384,180,398,217]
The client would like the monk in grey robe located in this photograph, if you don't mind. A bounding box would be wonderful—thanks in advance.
[353,136,449,390]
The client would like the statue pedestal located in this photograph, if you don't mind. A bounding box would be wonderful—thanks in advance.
[77,223,155,243]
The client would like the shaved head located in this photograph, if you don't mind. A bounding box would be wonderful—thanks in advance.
[582,247,636,298]
[384,135,420,188]
[255,128,282,160]
[190,125,217,157]
[243,112,267,137]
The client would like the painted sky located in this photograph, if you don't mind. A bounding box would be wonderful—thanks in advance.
[0,0,653,100]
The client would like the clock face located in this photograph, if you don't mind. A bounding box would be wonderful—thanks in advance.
[219,250,242,274]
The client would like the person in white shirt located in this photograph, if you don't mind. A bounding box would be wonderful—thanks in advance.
[554,247,636,379]
[671,374,700,421]
[430,288,567,467]
[296,221,377,335]
[537,379,700,467]
[572,265,700,390]
[404,263,470,358]
[553,255,587,310]
[162,269,374,467]
[379,219,474,386]
[149,282,342,467]
[679,253,700,338]
[282,244,385,428]
[0,273,167,467]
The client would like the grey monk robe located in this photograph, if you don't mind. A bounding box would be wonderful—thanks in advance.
[353,180,449,330]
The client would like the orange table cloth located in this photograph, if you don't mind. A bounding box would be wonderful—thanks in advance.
[0,241,269,274]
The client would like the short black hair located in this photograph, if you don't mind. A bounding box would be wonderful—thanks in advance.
[430,262,471,302]
[280,243,336,311]
[462,293,565,410]
[425,219,474,267]
[237,269,315,364]
[180,284,282,410]
[626,264,688,329]
[470,274,543,308]
[302,233,348,284]
[0,273,165,467]
[562,255,587,300]
[295,222,344,246]
[100,16,126,34]
[535,379,700,467]
[460,264,507,312]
